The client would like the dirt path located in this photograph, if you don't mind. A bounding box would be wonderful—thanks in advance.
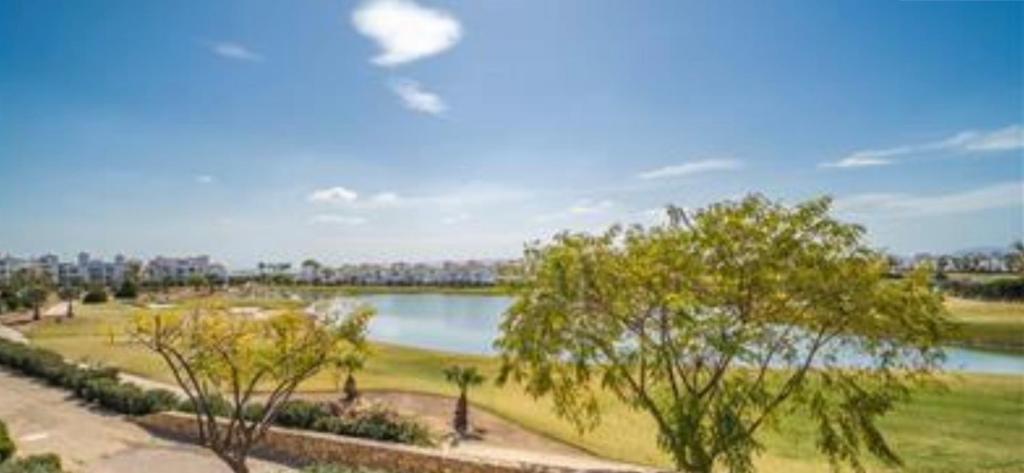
[0,369,295,473]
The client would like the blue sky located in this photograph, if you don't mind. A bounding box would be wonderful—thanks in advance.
[1,0,1021,267]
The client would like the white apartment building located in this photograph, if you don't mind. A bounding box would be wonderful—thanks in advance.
[297,260,501,286]
[0,252,137,287]
[145,255,228,283]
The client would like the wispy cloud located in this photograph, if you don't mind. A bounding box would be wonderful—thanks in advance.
[208,41,264,62]
[537,199,615,222]
[834,181,1023,218]
[308,183,529,211]
[308,186,359,204]
[637,159,742,180]
[309,214,367,225]
[822,124,1023,169]
[352,0,462,67]
[441,213,470,225]
[195,175,216,184]
[391,79,446,115]
[568,199,614,215]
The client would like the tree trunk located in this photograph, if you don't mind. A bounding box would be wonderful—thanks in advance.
[453,391,469,436]
[226,458,249,473]
[32,304,40,321]
[66,299,74,319]
[343,373,358,403]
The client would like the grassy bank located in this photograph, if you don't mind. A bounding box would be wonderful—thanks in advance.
[946,297,1024,354]
[20,299,1024,473]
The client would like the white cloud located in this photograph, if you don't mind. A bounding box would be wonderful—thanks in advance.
[822,124,1023,169]
[637,159,742,180]
[195,175,216,184]
[209,41,264,62]
[309,214,367,225]
[391,79,446,115]
[441,213,470,225]
[308,186,359,204]
[352,0,462,67]
[834,181,1023,218]
[370,192,401,205]
[568,199,614,215]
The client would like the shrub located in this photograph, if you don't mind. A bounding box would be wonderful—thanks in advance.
[0,420,15,462]
[81,287,108,304]
[177,394,231,417]
[0,453,63,473]
[311,405,433,446]
[274,400,326,430]
[114,280,138,300]
[143,389,181,413]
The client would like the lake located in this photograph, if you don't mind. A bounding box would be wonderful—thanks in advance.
[328,293,1024,375]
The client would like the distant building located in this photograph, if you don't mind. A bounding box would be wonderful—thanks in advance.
[0,252,139,287]
[145,255,228,283]
[296,260,504,286]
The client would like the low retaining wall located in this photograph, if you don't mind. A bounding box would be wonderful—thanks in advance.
[136,412,643,473]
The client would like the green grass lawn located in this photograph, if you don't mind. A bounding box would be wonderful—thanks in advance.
[946,297,1024,354]
[23,299,1024,473]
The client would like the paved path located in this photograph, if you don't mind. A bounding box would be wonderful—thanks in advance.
[0,369,295,473]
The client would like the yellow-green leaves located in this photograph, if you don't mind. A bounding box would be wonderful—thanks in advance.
[496,195,948,473]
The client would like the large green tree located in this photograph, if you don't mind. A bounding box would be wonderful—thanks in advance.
[496,195,948,473]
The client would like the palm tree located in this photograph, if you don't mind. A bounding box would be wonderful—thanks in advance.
[334,354,365,404]
[443,365,486,437]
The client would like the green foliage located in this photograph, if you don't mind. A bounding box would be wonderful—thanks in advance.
[496,195,949,473]
[264,400,433,446]
[310,405,433,446]
[0,420,14,463]
[942,277,1024,301]
[114,279,139,299]
[442,365,485,393]
[81,286,108,304]
[130,304,376,473]
[0,454,63,473]
[273,400,327,430]
[0,339,175,417]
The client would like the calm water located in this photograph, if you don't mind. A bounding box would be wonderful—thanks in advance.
[337,293,1024,375]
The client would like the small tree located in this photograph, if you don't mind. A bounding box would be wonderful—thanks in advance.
[334,352,366,404]
[57,284,81,319]
[496,195,948,473]
[186,274,208,293]
[82,285,108,304]
[115,279,139,299]
[130,304,373,473]
[442,365,485,437]
[12,268,52,321]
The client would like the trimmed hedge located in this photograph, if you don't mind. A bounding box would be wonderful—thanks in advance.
[274,400,433,447]
[0,339,176,417]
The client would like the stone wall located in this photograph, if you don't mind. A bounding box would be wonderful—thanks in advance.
[135,412,644,473]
